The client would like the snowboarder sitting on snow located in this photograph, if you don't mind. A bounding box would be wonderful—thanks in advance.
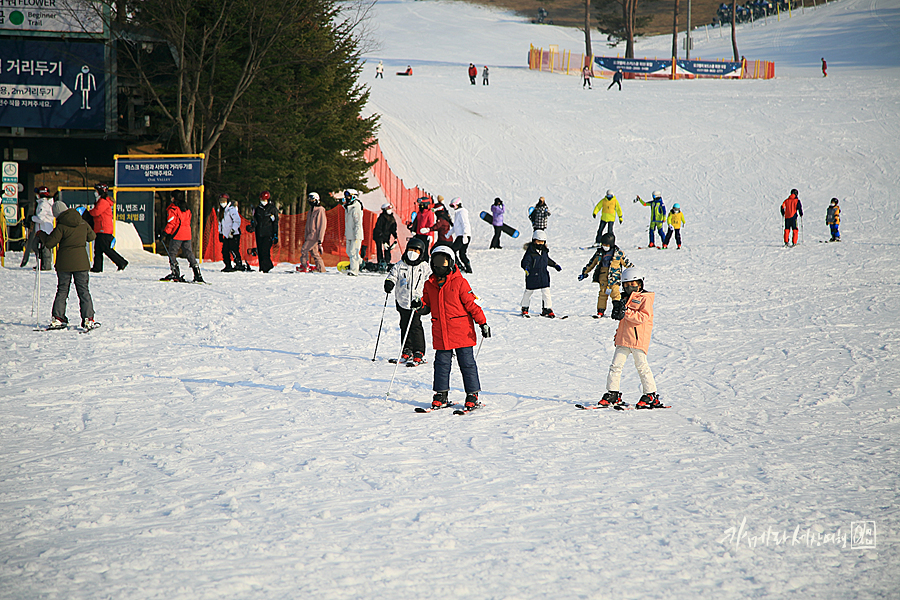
[592,189,623,244]
[663,203,685,249]
[635,191,667,248]
[826,198,840,242]
[413,245,490,412]
[384,237,431,366]
[37,200,99,331]
[781,188,803,247]
[521,229,561,318]
[579,232,633,318]
[600,267,663,409]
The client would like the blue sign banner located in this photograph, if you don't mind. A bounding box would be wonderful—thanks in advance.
[115,158,205,188]
[594,56,671,76]
[0,39,106,130]
[676,59,743,78]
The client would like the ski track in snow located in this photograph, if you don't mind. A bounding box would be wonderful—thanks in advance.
[2,0,899,598]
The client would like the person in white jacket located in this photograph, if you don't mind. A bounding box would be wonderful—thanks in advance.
[343,189,364,275]
[21,187,55,270]
[448,197,473,273]
[217,193,245,272]
[383,237,430,365]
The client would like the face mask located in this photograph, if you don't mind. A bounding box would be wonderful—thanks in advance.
[260,200,268,205]
[601,245,610,252]
[94,192,100,201]
[406,250,420,262]
[387,209,393,214]
[219,202,227,208]
[431,259,452,277]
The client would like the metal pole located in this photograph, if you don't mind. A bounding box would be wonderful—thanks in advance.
[686,0,692,60]
[384,308,416,401]
[371,292,390,361]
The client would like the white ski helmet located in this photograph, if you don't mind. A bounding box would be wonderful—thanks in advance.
[651,190,662,199]
[606,189,614,198]
[532,229,547,241]
[621,266,644,284]
[307,192,320,201]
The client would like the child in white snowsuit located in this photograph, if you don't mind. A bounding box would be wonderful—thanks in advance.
[384,237,431,365]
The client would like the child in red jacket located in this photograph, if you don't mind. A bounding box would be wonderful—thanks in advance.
[414,245,491,412]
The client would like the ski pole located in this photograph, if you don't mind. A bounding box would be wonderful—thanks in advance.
[384,307,416,401]
[371,292,390,361]
[475,334,485,359]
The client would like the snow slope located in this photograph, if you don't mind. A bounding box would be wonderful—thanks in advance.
[1,0,898,598]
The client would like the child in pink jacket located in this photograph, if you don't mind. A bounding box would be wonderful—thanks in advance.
[599,267,665,409]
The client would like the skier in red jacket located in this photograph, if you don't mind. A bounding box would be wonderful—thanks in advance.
[414,245,491,412]
[161,192,204,282]
[88,183,128,272]
[781,189,804,247]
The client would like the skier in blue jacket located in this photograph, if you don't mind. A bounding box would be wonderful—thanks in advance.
[520,229,561,318]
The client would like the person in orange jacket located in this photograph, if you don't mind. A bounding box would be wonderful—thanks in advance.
[599,267,664,409]
[781,188,803,247]
[413,245,490,412]
[88,183,128,272]
[161,191,203,282]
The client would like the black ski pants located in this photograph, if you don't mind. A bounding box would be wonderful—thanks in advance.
[92,232,127,272]
[397,304,425,356]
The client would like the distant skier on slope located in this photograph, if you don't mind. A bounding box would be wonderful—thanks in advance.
[579,232,633,318]
[529,196,551,232]
[663,203,685,249]
[781,189,803,247]
[826,198,841,242]
[592,189,623,244]
[635,191,667,248]
[600,267,665,409]
[468,63,477,85]
[414,245,490,412]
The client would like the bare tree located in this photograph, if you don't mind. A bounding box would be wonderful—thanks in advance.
[584,0,592,62]
[114,0,374,241]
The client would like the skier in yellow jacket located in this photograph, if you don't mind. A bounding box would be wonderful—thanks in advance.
[592,190,623,245]
[663,203,685,249]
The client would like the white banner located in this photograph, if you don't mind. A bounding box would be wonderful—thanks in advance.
[0,0,103,35]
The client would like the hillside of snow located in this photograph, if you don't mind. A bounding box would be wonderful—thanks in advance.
[1,0,898,598]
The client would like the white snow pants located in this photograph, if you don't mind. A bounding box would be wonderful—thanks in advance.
[521,287,552,309]
[606,345,657,394]
[346,239,362,274]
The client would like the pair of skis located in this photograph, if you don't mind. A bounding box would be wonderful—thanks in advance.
[575,402,670,411]
[414,403,482,415]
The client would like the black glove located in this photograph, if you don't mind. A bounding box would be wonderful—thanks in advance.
[480,323,491,338]
[384,280,395,294]
[554,264,562,272]
[410,298,422,309]
[272,235,279,245]
[246,224,255,233]
[219,234,225,243]
[610,300,625,321]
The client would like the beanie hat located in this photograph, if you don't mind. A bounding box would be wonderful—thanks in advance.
[52,200,68,218]
[437,195,444,203]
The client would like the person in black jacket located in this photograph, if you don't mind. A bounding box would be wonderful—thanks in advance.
[249,191,279,273]
[520,229,561,318]
[373,203,398,266]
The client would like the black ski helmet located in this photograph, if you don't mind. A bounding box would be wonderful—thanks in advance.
[790,188,799,197]
[600,233,615,247]
[406,237,426,254]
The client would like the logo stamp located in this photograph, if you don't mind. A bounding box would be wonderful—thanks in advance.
[850,521,876,549]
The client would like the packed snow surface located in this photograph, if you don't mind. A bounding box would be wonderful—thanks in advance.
[2,0,899,597]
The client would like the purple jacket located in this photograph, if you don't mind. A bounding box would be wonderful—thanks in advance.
[491,204,504,226]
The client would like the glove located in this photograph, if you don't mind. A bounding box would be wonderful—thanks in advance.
[272,235,279,245]
[246,224,255,233]
[578,273,588,281]
[419,227,430,234]
[554,264,562,272]
[410,298,422,309]
[610,300,625,321]
[619,218,623,224]
[384,280,395,294]
[480,323,491,338]
[270,215,276,222]
[219,234,225,243]
[524,269,529,276]
[634,196,641,204]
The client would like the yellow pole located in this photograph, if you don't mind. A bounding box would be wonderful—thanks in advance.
[198,184,204,264]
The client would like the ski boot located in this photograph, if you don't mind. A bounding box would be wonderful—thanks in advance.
[661,244,668,249]
[222,264,236,272]
[411,351,425,366]
[161,271,186,282]
[648,243,656,248]
[81,318,101,332]
[598,390,622,407]
[47,317,68,330]
[431,391,452,409]
[596,309,605,318]
[192,266,205,283]
[464,393,481,411]
[521,307,529,317]
[635,392,664,409]
[541,307,556,318]
[677,244,682,249]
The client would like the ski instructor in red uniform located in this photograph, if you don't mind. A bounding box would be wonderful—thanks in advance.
[781,188,803,247]
[413,245,490,413]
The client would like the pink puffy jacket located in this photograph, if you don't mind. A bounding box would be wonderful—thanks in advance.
[613,290,654,354]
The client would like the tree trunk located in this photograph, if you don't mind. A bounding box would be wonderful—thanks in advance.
[624,0,636,58]
[584,0,592,61]
[671,0,680,58]
[731,2,740,61]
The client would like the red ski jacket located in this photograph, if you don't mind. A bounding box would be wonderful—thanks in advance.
[781,194,803,219]
[164,204,193,241]
[88,196,115,234]
[422,267,486,351]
